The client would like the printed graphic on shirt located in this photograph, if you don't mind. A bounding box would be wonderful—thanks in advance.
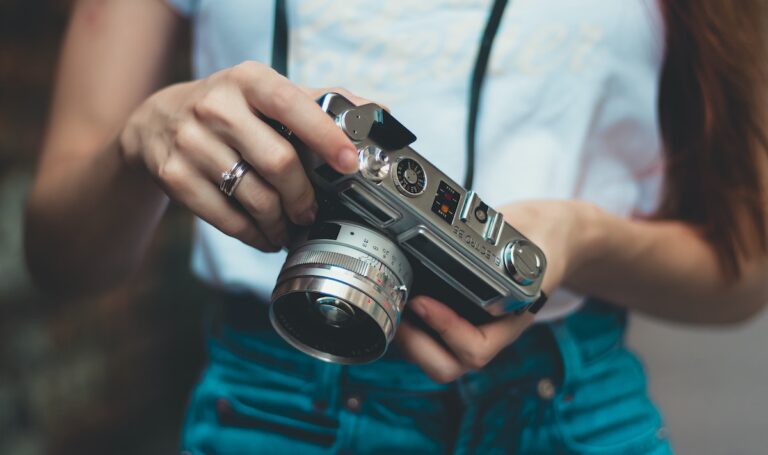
[289,0,627,105]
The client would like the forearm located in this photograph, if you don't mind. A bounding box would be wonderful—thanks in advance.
[25,138,168,294]
[23,0,189,295]
[568,208,768,324]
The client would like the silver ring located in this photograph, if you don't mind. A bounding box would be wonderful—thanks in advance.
[219,159,250,197]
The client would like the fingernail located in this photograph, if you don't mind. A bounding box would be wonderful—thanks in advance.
[411,299,427,319]
[277,232,290,247]
[297,207,316,225]
[268,243,282,252]
[337,147,359,173]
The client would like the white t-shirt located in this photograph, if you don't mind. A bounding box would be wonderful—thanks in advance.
[168,0,665,321]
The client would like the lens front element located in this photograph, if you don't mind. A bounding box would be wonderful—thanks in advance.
[314,296,355,326]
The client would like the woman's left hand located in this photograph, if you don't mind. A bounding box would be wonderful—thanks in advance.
[394,199,600,383]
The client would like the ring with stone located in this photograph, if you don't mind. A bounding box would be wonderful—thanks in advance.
[219,159,250,197]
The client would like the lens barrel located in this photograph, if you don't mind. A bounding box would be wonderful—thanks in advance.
[270,221,412,364]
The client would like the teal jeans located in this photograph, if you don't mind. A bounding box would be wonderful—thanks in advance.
[180,300,673,454]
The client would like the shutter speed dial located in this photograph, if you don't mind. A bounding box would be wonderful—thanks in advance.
[394,158,426,196]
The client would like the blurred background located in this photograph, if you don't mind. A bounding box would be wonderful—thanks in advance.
[0,2,766,454]
[1,2,208,454]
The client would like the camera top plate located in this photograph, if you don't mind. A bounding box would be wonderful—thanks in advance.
[304,93,546,314]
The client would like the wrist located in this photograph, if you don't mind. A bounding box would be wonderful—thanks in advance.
[109,126,168,206]
[117,114,143,170]
[566,200,611,278]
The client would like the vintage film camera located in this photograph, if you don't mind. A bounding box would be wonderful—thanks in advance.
[269,93,547,364]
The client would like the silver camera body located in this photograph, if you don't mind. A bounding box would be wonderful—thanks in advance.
[269,93,546,364]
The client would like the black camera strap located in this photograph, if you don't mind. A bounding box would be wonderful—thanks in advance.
[271,0,510,190]
[272,0,289,77]
[465,0,510,190]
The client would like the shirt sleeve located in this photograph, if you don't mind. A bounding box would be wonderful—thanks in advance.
[166,0,198,17]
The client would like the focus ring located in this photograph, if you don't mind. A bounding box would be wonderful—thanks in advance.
[284,249,372,278]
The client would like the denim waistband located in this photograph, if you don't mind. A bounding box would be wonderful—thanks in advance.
[208,291,626,396]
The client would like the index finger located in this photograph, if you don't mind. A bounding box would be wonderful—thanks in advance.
[394,320,467,383]
[410,296,533,368]
[239,66,359,174]
[409,296,487,365]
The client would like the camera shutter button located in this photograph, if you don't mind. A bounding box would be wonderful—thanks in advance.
[503,240,544,286]
[358,145,390,182]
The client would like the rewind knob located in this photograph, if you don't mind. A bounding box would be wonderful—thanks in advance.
[503,240,545,286]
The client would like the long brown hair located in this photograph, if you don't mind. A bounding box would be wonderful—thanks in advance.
[659,0,768,277]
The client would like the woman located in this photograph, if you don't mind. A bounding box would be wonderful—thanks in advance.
[25,0,768,453]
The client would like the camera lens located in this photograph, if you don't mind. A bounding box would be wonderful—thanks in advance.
[270,221,412,364]
[314,296,355,326]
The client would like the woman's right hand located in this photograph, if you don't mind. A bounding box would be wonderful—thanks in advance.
[119,61,365,251]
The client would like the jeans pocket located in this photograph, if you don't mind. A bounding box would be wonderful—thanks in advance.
[182,336,341,453]
[216,393,338,447]
[552,350,670,455]
[211,347,339,449]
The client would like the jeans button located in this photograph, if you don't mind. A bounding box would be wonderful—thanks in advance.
[537,378,556,400]
[345,395,362,412]
[313,399,328,412]
[216,398,232,415]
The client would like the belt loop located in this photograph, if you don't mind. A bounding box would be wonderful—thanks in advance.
[455,375,475,406]
[316,362,343,411]
[547,318,583,393]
